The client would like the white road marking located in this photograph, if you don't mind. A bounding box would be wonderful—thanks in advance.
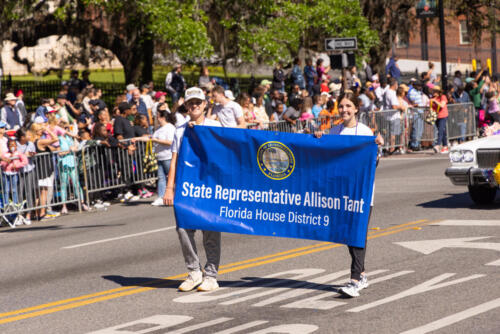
[395,236,500,255]
[432,220,500,227]
[281,271,413,310]
[248,324,319,334]
[88,315,192,333]
[400,297,500,334]
[214,321,269,334]
[62,226,176,249]
[164,317,232,334]
[381,157,449,161]
[486,258,500,266]
[174,268,324,304]
[347,273,485,313]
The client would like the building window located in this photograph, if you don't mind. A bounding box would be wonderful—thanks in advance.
[396,33,408,48]
[459,21,471,45]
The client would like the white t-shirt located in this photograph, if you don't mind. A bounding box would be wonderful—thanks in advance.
[329,122,375,206]
[213,101,243,128]
[329,122,373,136]
[141,94,154,110]
[153,123,176,161]
[172,118,221,154]
[382,88,399,110]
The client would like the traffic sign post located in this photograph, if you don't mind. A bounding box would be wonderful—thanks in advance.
[325,37,357,52]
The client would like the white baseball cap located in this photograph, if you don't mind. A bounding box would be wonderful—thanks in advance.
[184,87,205,102]
[224,90,235,101]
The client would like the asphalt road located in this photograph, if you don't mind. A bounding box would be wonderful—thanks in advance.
[0,156,499,334]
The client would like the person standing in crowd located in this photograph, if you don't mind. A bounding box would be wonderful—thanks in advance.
[407,81,427,151]
[314,92,384,297]
[30,123,58,221]
[316,58,329,84]
[34,98,51,122]
[140,84,155,128]
[81,70,91,90]
[210,85,246,128]
[198,66,214,87]
[383,78,404,154]
[15,90,27,121]
[291,58,305,90]
[165,64,186,104]
[57,121,88,214]
[272,62,286,93]
[452,86,471,143]
[135,105,176,207]
[270,102,285,122]
[385,55,401,83]
[164,87,222,292]
[1,139,28,208]
[430,86,449,154]
[129,89,150,129]
[304,58,316,97]
[282,97,303,126]
[453,71,463,91]
[69,70,82,92]
[1,93,23,130]
[16,128,36,225]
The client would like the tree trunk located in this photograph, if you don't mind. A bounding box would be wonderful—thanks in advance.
[141,37,154,83]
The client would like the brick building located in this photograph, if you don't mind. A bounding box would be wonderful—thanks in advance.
[395,15,499,75]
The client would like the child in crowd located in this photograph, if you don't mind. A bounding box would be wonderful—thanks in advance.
[486,91,500,123]
[16,128,37,225]
[1,139,28,210]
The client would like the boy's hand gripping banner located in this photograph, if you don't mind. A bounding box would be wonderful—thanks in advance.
[174,126,377,248]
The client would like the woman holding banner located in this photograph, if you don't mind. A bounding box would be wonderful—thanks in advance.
[315,91,384,298]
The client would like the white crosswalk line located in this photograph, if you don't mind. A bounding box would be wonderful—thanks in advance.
[214,321,269,334]
[164,317,232,334]
[400,297,500,334]
[432,220,500,227]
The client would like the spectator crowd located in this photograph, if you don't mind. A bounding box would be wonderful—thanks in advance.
[0,58,497,227]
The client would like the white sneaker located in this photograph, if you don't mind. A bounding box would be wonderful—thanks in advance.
[178,271,203,292]
[24,219,31,225]
[14,220,23,226]
[359,274,369,290]
[339,280,361,297]
[124,192,133,200]
[151,198,164,206]
[197,276,219,292]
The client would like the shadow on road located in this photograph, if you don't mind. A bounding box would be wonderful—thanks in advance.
[103,275,346,292]
[417,192,500,210]
[0,223,125,233]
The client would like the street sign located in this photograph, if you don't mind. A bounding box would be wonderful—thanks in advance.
[325,37,357,51]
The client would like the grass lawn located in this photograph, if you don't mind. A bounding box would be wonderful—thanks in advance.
[9,66,269,83]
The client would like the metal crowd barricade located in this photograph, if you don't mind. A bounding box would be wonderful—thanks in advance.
[80,140,157,205]
[0,150,82,225]
[446,102,476,142]
[247,120,299,133]
[366,109,406,151]
[406,106,436,148]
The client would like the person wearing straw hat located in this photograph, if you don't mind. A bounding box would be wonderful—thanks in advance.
[1,93,23,131]
[430,85,449,154]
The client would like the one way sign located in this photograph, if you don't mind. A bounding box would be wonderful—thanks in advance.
[325,37,357,51]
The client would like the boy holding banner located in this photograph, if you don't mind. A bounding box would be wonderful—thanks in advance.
[316,91,384,297]
[164,87,222,292]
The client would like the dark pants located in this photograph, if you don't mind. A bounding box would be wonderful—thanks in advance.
[436,117,448,147]
[348,207,372,281]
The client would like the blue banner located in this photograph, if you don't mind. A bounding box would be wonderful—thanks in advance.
[174,126,377,248]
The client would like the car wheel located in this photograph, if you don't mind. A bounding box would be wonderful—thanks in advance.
[468,185,497,205]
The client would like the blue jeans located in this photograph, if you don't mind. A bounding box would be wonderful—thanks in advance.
[410,110,424,148]
[457,122,466,143]
[2,173,19,204]
[157,159,171,198]
[436,117,448,147]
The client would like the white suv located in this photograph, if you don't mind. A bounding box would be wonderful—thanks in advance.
[445,135,500,205]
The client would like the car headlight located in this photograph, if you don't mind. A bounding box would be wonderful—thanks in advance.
[449,150,474,163]
[463,150,474,162]
[450,150,463,163]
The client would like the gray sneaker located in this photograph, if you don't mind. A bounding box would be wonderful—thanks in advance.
[359,274,369,290]
[339,280,361,297]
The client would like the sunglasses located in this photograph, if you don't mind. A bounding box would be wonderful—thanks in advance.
[185,100,203,108]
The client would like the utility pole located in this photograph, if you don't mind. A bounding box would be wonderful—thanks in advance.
[438,0,448,92]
